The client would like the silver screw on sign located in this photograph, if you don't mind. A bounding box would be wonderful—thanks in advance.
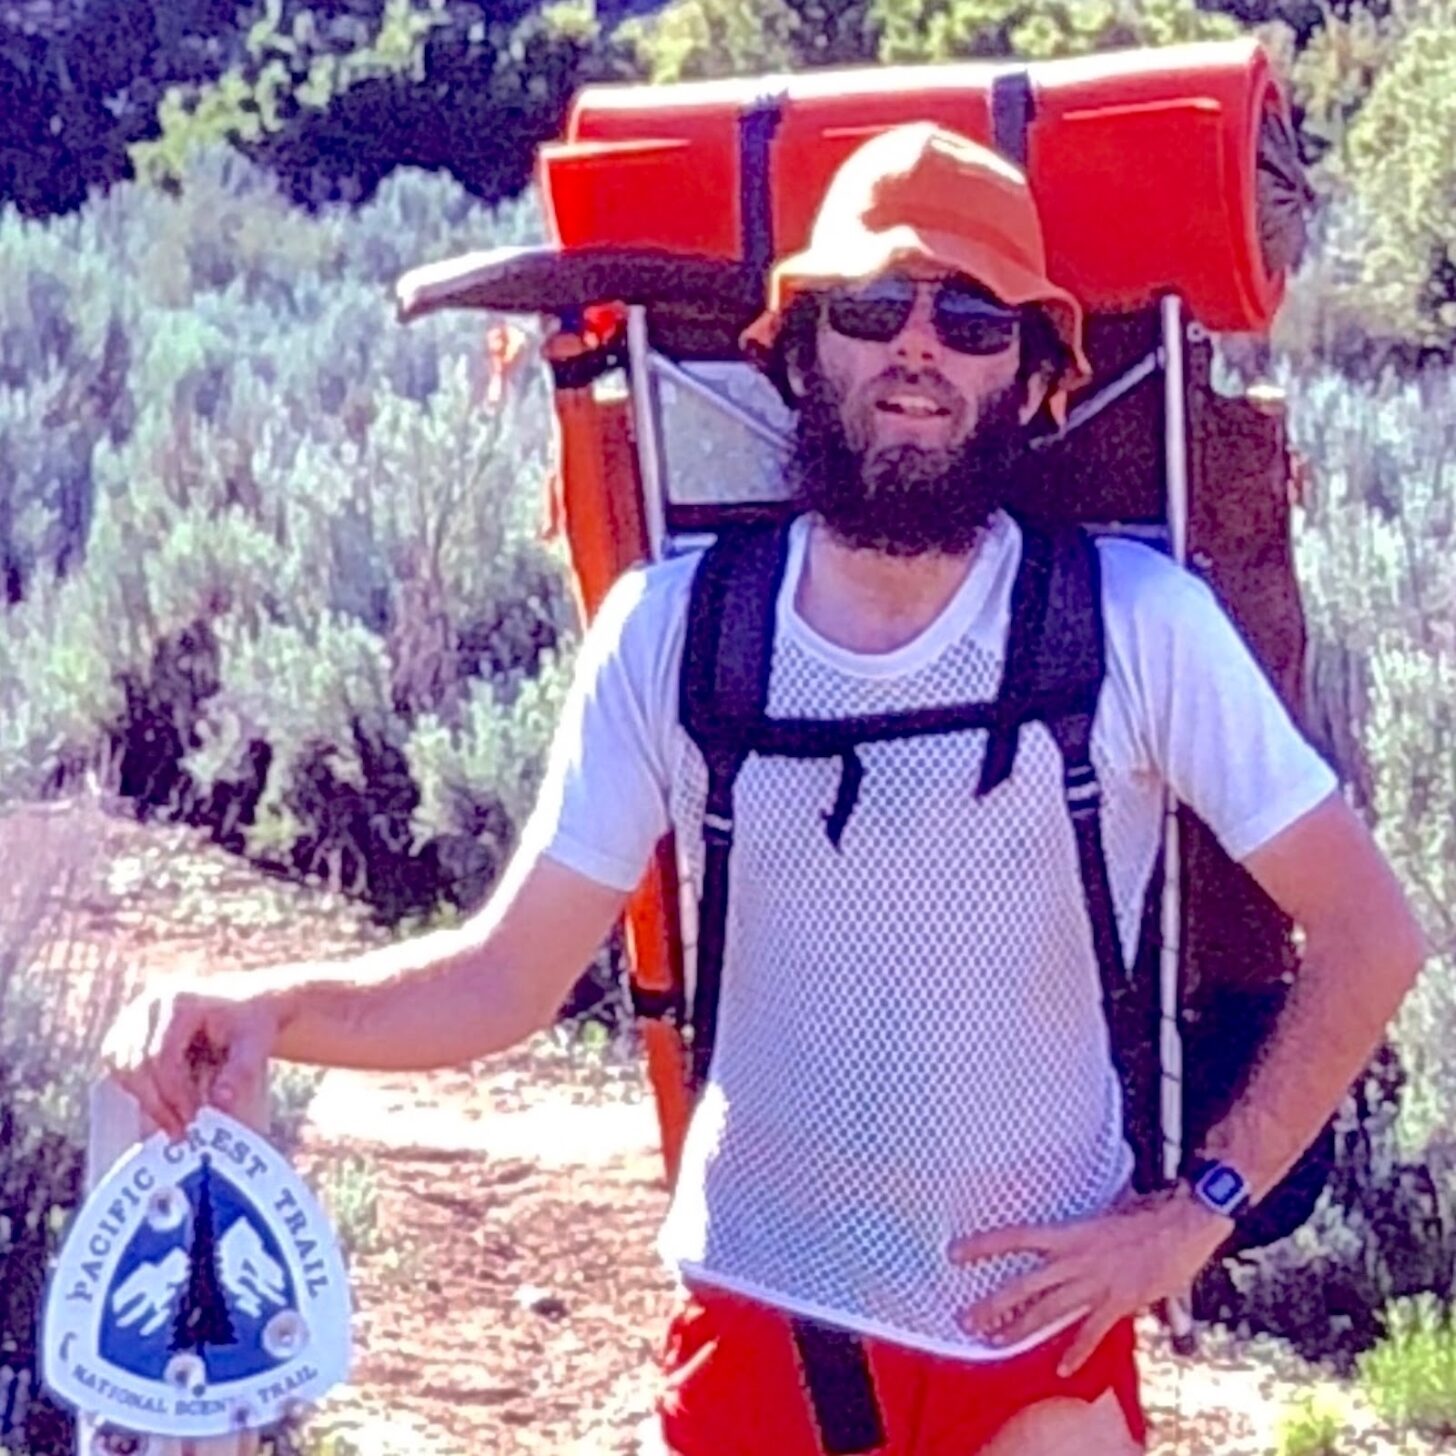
[163,1353,207,1399]
[145,1188,188,1234]
[262,1310,308,1360]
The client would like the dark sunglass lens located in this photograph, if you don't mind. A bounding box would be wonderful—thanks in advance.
[827,278,915,342]
[933,286,1020,354]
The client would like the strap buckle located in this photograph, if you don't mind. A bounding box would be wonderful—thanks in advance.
[702,811,735,847]
[629,983,683,1025]
[1063,761,1102,818]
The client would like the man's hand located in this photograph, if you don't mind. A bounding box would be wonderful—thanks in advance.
[948,1186,1230,1376]
[103,977,281,1140]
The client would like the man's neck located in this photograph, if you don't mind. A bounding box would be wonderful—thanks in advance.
[794,516,985,655]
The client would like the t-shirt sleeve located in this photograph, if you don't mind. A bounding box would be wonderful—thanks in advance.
[516,559,692,892]
[1100,541,1340,863]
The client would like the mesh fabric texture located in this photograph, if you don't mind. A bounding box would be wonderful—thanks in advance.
[658,568,1163,1361]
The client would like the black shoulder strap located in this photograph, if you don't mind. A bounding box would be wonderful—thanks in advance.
[997,527,1118,977]
[1010,524,1163,1190]
[679,522,791,1090]
[1031,529,1127,996]
[680,521,789,750]
[978,521,1103,796]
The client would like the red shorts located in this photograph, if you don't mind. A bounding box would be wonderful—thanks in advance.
[654,1285,1146,1456]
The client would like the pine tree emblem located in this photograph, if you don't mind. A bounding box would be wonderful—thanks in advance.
[171,1156,236,1355]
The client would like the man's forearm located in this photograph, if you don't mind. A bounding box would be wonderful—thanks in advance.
[242,919,554,1073]
[1196,914,1426,1203]
[199,853,629,1075]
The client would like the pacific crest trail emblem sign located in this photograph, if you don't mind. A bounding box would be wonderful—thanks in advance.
[42,1108,352,1439]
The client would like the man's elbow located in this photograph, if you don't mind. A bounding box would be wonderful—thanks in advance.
[1245,795,1430,1008]
[1381,901,1431,997]
[1303,888,1429,1015]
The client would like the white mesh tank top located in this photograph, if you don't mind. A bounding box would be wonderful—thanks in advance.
[656,521,1162,1362]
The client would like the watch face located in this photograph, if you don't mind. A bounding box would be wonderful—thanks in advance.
[1201,1166,1246,1208]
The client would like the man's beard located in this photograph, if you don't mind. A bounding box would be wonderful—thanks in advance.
[788,369,1030,558]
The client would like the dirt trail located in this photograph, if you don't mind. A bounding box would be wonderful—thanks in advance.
[294,1050,676,1456]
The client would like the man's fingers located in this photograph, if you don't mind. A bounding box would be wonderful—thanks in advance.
[105,986,273,1139]
[105,1004,186,1140]
[970,1282,1095,1349]
[211,1018,270,1112]
[958,1259,1072,1337]
[1056,1308,1121,1378]
[950,1220,1076,1265]
[119,1063,188,1141]
[150,996,206,1135]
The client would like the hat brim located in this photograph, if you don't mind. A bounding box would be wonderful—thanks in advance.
[741,223,1092,403]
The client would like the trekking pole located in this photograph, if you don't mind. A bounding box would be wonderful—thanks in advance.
[1163,1294,1198,1356]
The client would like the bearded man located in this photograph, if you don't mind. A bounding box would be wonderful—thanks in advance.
[106,125,1425,1455]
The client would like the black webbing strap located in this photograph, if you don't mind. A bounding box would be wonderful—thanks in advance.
[1046,712,1125,992]
[789,1318,888,1454]
[978,521,1055,796]
[548,339,627,391]
[991,67,1035,171]
[1036,535,1162,1188]
[692,746,741,1091]
[680,524,791,1092]
[739,96,784,280]
[1020,528,1126,1000]
[1044,705,1161,1192]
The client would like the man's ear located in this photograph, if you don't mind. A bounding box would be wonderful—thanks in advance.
[1018,370,1053,426]
[784,352,802,398]
[781,332,813,404]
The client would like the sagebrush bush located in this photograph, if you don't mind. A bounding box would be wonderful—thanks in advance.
[0,150,575,923]
[0,801,131,1455]
[1187,330,1456,1367]
[1285,360,1456,1151]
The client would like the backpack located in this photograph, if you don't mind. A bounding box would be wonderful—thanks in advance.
[676,512,1334,1258]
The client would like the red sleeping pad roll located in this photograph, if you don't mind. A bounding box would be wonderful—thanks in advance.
[538,38,1306,335]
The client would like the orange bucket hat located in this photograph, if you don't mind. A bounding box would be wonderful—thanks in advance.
[742,123,1092,409]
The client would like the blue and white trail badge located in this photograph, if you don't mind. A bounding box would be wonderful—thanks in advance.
[42,1108,352,1439]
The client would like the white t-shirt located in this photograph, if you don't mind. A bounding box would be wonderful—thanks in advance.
[520,510,1337,1361]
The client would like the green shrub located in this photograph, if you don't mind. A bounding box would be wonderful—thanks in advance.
[1357,1293,1456,1438]
[129,0,619,209]
[270,1064,327,1152]
[1274,1391,1351,1456]
[318,1152,383,1263]
[1275,4,1456,367]
[872,0,1240,65]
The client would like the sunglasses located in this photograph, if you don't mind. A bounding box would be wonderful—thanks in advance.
[825,276,1021,356]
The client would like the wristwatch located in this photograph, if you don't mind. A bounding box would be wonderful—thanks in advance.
[1184,1156,1254,1224]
